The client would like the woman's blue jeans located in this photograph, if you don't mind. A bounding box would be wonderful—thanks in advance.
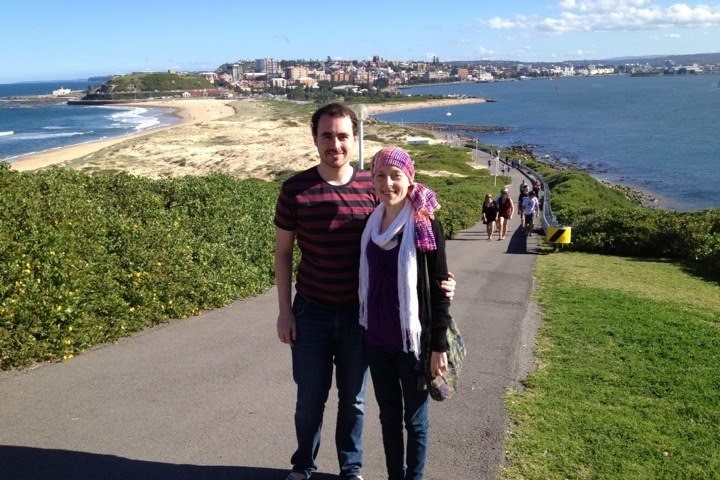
[290,294,367,479]
[367,346,430,480]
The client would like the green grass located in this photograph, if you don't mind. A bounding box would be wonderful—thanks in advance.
[502,253,720,480]
[545,170,639,213]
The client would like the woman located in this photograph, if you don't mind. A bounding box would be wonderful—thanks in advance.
[533,179,542,198]
[359,146,451,480]
[497,188,514,240]
[481,193,499,241]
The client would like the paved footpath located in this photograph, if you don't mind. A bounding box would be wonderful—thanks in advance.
[0,155,542,480]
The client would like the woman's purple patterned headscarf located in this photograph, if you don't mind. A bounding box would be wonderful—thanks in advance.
[372,146,441,251]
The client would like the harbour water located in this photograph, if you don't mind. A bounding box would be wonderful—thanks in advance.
[0,80,179,162]
[377,74,720,212]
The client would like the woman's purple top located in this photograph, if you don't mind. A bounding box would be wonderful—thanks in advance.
[364,240,405,352]
[363,218,451,353]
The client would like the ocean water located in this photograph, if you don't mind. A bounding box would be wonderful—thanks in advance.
[377,74,720,212]
[0,80,179,162]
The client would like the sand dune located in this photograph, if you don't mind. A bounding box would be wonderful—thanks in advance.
[10,97,486,179]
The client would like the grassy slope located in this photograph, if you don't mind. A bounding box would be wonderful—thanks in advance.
[502,252,720,480]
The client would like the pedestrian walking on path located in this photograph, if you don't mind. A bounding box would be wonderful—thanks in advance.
[521,191,540,237]
[482,193,499,241]
[518,184,530,229]
[496,188,514,240]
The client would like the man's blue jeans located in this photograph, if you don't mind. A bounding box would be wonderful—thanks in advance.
[367,346,430,480]
[290,294,367,479]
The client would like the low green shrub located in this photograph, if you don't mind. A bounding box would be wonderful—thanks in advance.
[549,171,720,274]
[500,152,719,275]
[0,165,277,369]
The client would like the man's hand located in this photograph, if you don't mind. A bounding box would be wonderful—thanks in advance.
[275,227,296,346]
[277,311,297,346]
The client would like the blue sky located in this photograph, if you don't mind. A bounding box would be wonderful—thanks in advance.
[2,0,719,83]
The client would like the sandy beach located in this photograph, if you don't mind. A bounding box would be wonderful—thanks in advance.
[9,99,236,172]
[366,97,486,114]
[9,97,486,179]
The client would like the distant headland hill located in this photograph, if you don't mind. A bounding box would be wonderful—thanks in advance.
[77,72,216,102]
[447,52,720,68]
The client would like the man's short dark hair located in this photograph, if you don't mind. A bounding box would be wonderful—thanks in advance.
[311,103,358,138]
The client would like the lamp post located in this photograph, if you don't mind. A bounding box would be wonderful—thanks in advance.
[352,104,369,170]
[494,150,498,186]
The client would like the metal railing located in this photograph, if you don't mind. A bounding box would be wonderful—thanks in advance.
[473,146,570,238]
[514,163,561,233]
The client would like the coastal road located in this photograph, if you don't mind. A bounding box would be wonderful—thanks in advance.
[0,157,542,480]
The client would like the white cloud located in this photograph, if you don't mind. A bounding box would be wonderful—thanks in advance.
[481,2,720,32]
[485,16,530,29]
[666,32,682,36]
[477,46,496,55]
[559,0,650,13]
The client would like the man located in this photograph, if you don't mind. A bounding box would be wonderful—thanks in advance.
[275,103,372,480]
[518,184,530,229]
[519,179,527,194]
[522,190,540,237]
[275,103,454,480]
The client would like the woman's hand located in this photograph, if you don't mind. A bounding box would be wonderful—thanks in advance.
[430,351,448,378]
[440,272,456,300]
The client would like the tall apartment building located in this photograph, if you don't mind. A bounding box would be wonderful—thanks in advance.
[255,58,281,77]
[351,69,370,85]
[228,63,244,82]
[285,66,309,80]
[330,71,349,83]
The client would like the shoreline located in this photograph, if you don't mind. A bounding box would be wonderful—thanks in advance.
[8,98,237,171]
[3,96,675,211]
[367,97,486,115]
[506,145,665,210]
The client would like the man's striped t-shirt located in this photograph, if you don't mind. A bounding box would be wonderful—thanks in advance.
[275,166,377,308]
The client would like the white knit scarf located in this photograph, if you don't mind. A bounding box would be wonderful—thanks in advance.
[359,201,421,357]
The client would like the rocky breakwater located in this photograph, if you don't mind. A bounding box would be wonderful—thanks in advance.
[405,123,509,134]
